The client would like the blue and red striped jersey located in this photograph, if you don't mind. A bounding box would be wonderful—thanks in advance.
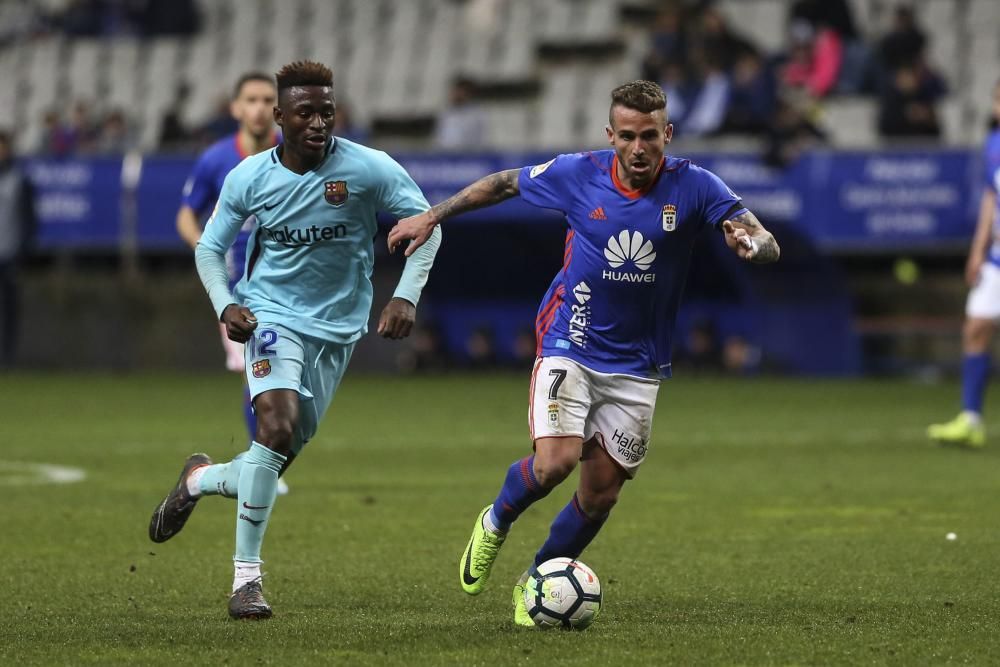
[518,150,745,378]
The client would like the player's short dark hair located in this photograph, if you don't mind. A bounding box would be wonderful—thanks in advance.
[275,61,334,92]
[609,80,667,125]
[233,72,275,99]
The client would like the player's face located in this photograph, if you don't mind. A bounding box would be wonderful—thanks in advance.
[232,80,278,139]
[274,86,336,159]
[606,105,672,188]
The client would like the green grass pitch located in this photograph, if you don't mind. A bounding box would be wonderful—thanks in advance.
[2,372,999,665]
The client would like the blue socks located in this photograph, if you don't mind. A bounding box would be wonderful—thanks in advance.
[234,441,286,564]
[490,456,552,532]
[961,353,990,415]
[534,493,608,566]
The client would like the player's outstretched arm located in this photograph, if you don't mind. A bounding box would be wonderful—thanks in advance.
[176,205,203,250]
[388,169,521,256]
[721,210,779,263]
[966,189,997,286]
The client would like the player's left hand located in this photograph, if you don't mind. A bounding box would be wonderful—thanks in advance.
[378,297,416,339]
[388,212,437,257]
[722,220,756,262]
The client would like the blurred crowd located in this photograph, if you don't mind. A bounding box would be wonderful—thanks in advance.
[0,0,198,45]
[642,0,947,164]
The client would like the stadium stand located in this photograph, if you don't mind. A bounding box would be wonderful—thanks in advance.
[0,0,995,154]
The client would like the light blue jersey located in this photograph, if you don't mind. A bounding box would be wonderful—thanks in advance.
[197,137,440,343]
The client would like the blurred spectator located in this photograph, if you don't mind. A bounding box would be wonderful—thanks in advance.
[434,77,487,150]
[723,51,777,134]
[67,101,97,154]
[464,325,496,368]
[790,0,871,93]
[691,6,756,73]
[722,335,762,375]
[0,131,36,369]
[681,51,730,137]
[159,82,193,151]
[641,5,689,82]
[0,0,45,45]
[511,326,536,366]
[659,59,697,130]
[681,318,722,372]
[879,4,927,71]
[198,95,240,144]
[37,110,75,157]
[877,63,945,138]
[764,97,827,168]
[780,19,843,99]
[93,109,133,155]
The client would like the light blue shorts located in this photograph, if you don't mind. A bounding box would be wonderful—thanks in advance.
[244,322,356,454]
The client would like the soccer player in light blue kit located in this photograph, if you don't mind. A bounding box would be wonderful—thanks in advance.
[149,61,442,620]
[175,72,288,494]
[929,80,1000,448]
[390,80,779,626]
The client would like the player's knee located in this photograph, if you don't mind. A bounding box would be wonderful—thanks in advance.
[533,457,576,489]
[577,487,618,518]
[255,415,296,455]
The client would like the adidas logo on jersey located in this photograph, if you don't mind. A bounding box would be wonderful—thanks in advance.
[603,231,656,283]
[588,207,607,220]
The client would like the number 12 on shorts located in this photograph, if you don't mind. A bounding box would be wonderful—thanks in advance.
[255,329,278,357]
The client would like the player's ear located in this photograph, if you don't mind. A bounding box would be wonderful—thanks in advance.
[273,105,283,128]
[664,123,674,144]
[605,124,614,145]
[229,99,241,122]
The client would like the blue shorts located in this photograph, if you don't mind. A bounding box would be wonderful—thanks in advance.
[244,322,355,454]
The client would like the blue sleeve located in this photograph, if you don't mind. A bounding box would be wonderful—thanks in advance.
[375,151,431,218]
[181,151,218,215]
[698,166,746,228]
[983,138,998,193]
[517,154,579,213]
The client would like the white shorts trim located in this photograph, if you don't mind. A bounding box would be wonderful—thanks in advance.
[529,356,659,477]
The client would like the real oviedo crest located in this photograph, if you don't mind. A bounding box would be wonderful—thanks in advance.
[325,180,349,206]
[662,204,677,232]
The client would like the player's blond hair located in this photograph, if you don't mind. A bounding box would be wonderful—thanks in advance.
[609,80,667,125]
[275,60,333,91]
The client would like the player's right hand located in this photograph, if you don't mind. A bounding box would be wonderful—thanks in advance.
[966,255,984,287]
[221,304,258,343]
[388,211,437,257]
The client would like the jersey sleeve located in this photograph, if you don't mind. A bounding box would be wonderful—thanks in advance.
[517,154,579,213]
[983,137,999,193]
[698,166,746,228]
[374,151,431,218]
[181,151,217,215]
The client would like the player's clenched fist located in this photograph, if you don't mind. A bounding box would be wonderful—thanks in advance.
[377,297,416,340]
[388,211,437,257]
[221,304,258,343]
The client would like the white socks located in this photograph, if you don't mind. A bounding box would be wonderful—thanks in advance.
[233,560,262,592]
[482,507,505,535]
[963,411,983,426]
[186,466,207,497]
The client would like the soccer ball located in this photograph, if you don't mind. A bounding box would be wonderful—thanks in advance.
[524,558,602,629]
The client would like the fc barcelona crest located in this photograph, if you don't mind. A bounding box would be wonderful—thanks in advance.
[252,359,271,378]
[325,180,349,206]
[662,204,677,232]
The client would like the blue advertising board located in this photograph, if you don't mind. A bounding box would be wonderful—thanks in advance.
[28,149,982,251]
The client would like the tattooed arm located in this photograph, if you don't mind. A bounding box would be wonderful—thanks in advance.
[720,210,780,264]
[388,169,521,256]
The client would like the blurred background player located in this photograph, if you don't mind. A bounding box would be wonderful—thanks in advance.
[927,80,1000,449]
[150,61,442,620]
[175,72,288,493]
[389,80,778,626]
[0,130,36,370]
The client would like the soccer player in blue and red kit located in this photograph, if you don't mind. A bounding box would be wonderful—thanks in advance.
[176,73,288,493]
[389,80,780,625]
[928,80,1000,448]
